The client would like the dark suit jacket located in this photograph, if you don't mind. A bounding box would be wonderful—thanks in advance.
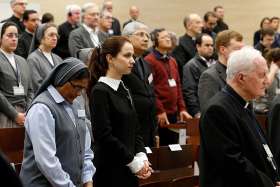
[269,95,280,169]
[1,15,25,34]
[68,25,108,57]
[90,82,145,187]
[111,17,121,36]
[122,57,157,146]
[182,55,208,116]
[172,33,196,79]
[200,85,278,187]
[198,61,226,111]
[15,31,33,59]
[53,21,79,59]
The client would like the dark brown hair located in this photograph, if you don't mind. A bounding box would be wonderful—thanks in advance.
[215,30,243,53]
[87,36,131,96]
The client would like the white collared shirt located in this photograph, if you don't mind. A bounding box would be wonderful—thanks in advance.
[1,49,16,70]
[83,24,100,46]
[42,51,54,66]
[98,76,122,91]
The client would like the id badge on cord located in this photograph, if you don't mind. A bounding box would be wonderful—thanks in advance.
[13,84,24,95]
[78,109,86,118]
[148,73,153,84]
[168,78,176,87]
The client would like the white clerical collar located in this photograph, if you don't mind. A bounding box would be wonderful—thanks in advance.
[83,23,98,34]
[98,76,121,91]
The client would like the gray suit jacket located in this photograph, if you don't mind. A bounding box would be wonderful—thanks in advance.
[68,26,108,57]
[27,49,63,93]
[0,52,33,120]
[198,62,226,111]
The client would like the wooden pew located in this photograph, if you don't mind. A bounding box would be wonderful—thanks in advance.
[170,175,198,187]
[0,127,25,174]
[157,144,194,170]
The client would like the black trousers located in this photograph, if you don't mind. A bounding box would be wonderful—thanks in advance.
[158,113,179,146]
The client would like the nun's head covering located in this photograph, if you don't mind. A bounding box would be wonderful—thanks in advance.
[29,23,57,54]
[35,57,88,97]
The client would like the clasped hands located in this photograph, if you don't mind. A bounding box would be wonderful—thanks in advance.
[135,160,153,179]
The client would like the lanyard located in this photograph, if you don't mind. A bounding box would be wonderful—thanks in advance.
[161,61,172,79]
[223,89,279,178]
[0,51,21,86]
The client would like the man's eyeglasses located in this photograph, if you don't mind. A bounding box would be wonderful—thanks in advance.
[69,81,86,92]
[132,31,150,40]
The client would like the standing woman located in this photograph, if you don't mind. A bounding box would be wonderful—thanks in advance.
[27,23,63,93]
[87,36,152,187]
[0,22,33,128]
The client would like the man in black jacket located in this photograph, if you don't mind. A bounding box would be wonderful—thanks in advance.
[122,21,157,147]
[53,4,81,59]
[15,9,39,58]
[102,0,121,36]
[182,33,214,118]
[213,5,229,33]
[172,13,203,80]
[200,47,280,187]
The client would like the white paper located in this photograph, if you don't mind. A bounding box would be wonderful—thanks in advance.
[179,129,187,145]
[145,147,152,154]
[168,144,182,151]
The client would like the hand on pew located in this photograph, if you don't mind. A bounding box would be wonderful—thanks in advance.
[179,111,192,121]
[157,112,170,127]
[136,160,153,179]
[15,112,25,126]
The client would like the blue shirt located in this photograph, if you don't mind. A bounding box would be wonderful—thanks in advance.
[24,85,95,187]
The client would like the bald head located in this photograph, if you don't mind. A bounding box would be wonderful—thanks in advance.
[103,0,113,13]
[129,6,139,20]
[183,13,203,36]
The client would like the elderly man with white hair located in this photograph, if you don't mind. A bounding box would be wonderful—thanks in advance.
[68,3,108,58]
[199,47,280,187]
[1,0,27,34]
[54,4,81,59]
[121,21,157,147]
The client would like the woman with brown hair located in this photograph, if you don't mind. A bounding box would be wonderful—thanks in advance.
[87,36,152,187]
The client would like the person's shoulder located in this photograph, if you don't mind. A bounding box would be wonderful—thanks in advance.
[14,54,27,62]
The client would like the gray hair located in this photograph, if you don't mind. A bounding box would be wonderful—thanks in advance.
[122,21,148,36]
[82,3,99,14]
[10,0,26,6]
[65,4,81,14]
[226,46,265,80]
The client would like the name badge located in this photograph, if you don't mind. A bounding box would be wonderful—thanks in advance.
[148,73,153,84]
[276,88,280,95]
[77,109,86,118]
[13,85,24,95]
[263,144,273,158]
[168,79,176,87]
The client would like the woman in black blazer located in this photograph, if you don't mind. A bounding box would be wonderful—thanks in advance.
[87,36,152,187]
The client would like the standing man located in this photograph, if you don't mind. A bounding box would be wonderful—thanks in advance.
[15,10,39,59]
[202,11,218,39]
[20,58,95,187]
[255,28,275,56]
[198,30,243,110]
[172,13,203,79]
[54,4,81,59]
[99,9,113,36]
[2,0,27,34]
[145,28,192,145]
[122,22,157,147]
[123,6,140,29]
[200,47,280,187]
[102,0,121,36]
[182,34,214,118]
[69,3,108,58]
[213,5,229,33]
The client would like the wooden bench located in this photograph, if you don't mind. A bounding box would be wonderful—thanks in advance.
[0,127,25,174]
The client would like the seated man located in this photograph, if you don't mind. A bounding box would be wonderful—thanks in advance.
[20,58,95,187]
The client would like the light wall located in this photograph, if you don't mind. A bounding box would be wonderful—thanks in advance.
[6,0,280,44]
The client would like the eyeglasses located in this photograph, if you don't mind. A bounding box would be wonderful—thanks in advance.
[69,81,86,92]
[5,33,19,38]
[132,31,150,40]
[45,33,59,39]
